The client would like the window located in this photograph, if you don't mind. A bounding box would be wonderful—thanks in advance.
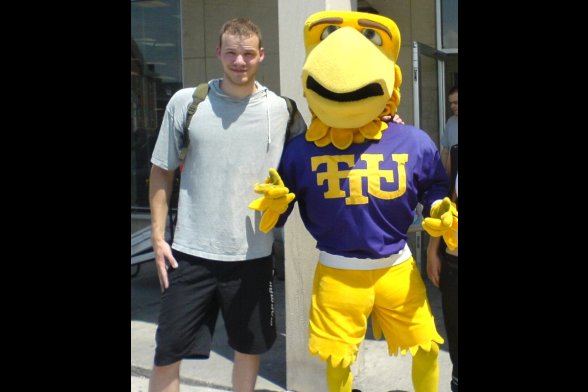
[131,0,182,208]
[439,0,458,50]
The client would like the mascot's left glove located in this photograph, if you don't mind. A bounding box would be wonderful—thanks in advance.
[422,197,459,250]
[248,168,295,233]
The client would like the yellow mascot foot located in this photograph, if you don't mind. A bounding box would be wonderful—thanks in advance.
[412,341,440,392]
[326,361,353,392]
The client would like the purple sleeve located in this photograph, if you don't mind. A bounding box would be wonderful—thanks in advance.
[419,141,450,217]
[275,144,298,228]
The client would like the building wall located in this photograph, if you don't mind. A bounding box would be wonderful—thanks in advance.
[180,0,437,124]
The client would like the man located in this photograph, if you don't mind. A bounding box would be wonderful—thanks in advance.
[427,144,458,392]
[148,18,306,392]
[440,86,458,172]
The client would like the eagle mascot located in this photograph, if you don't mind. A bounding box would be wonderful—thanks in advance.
[250,10,458,392]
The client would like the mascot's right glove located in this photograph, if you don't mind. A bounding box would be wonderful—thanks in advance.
[248,168,295,233]
[422,197,459,250]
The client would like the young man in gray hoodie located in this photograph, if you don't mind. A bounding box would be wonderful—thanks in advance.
[148,18,306,392]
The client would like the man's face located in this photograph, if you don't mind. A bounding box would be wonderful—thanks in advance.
[217,33,264,87]
[448,92,458,116]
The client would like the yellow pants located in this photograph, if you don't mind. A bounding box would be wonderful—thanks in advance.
[311,257,444,392]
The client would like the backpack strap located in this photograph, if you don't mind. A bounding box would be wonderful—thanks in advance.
[179,82,209,160]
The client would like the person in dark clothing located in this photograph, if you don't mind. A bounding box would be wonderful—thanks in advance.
[426,143,458,392]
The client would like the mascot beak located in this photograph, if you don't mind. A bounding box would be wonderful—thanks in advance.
[302,26,395,128]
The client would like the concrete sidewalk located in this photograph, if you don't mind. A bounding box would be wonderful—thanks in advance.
[131,261,452,392]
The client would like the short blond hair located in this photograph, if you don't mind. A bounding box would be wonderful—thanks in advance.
[219,18,262,49]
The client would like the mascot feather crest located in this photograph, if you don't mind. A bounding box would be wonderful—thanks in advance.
[302,10,402,150]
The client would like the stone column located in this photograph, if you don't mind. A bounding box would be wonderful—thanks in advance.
[277,2,355,391]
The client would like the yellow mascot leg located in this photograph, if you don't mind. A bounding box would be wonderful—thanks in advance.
[326,362,353,392]
[412,341,440,392]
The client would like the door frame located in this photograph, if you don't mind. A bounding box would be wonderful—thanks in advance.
[412,41,448,148]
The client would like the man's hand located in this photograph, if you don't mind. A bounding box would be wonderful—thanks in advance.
[249,169,295,233]
[152,237,178,291]
[426,236,442,288]
[380,113,404,124]
[422,197,458,250]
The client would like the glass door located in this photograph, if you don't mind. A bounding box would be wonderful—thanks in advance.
[411,42,451,274]
[412,41,447,148]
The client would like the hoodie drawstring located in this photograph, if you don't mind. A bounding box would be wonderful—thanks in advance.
[265,89,271,145]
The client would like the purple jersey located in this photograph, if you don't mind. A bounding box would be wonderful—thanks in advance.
[277,122,449,259]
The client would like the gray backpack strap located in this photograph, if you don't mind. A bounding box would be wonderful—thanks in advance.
[179,82,209,160]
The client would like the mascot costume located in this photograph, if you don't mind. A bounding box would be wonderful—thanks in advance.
[250,10,458,392]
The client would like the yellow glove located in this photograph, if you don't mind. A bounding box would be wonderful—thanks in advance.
[248,169,295,233]
[422,197,459,250]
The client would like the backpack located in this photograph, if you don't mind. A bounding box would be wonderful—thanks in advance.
[179,82,300,161]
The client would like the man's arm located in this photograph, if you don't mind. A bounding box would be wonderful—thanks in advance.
[441,147,450,174]
[426,236,442,288]
[149,164,178,290]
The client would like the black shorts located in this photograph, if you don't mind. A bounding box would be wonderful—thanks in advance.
[154,250,276,366]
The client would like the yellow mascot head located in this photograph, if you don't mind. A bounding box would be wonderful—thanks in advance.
[302,10,402,150]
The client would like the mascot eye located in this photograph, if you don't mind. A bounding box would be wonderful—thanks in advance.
[320,25,340,40]
[362,28,383,46]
